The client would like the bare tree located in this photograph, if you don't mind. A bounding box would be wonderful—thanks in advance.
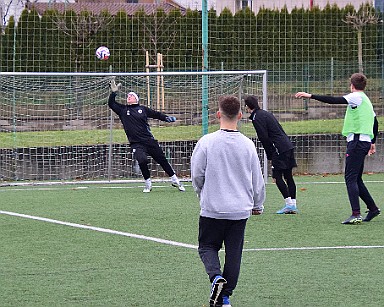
[1,0,19,32]
[1,0,39,32]
[51,10,113,118]
[139,9,179,64]
[52,11,112,72]
[343,6,380,73]
[136,9,180,109]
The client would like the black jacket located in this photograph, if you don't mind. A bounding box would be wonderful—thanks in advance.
[249,109,294,160]
[108,92,168,144]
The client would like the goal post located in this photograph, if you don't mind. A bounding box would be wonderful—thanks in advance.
[0,70,268,183]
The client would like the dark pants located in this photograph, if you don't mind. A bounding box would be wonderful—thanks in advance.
[198,216,247,297]
[271,149,297,199]
[344,139,377,215]
[272,168,296,199]
[131,139,175,180]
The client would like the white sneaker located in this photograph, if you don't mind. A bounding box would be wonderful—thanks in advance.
[172,182,185,192]
[143,187,152,193]
[143,180,152,193]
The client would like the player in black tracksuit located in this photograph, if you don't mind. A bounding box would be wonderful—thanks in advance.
[245,95,298,214]
[108,78,185,193]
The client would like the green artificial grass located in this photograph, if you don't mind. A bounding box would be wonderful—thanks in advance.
[1,174,384,306]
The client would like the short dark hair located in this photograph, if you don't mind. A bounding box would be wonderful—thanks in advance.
[350,73,367,91]
[218,95,240,119]
[244,95,260,110]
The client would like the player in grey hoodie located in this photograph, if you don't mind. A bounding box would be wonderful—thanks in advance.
[191,95,265,307]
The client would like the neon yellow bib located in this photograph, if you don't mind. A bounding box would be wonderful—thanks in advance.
[342,92,374,139]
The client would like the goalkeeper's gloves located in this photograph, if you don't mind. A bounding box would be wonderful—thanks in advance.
[109,77,121,93]
[165,116,176,122]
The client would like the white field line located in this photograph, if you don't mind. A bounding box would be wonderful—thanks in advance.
[242,245,384,252]
[0,186,141,191]
[0,178,191,188]
[1,179,384,192]
[1,210,384,252]
[0,210,198,250]
[0,184,188,192]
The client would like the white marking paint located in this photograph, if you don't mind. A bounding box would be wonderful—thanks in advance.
[1,210,384,252]
[0,210,198,250]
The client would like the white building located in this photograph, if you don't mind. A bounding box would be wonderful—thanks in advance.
[1,0,75,27]
[176,0,374,13]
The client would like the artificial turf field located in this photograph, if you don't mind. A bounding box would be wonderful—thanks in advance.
[1,174,384,306]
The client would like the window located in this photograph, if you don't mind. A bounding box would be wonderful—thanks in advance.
[236,0,252,11]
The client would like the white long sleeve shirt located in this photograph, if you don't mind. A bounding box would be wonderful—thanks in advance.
[191,129,265,220]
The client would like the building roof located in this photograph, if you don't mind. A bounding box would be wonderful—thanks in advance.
[26,2,187,16]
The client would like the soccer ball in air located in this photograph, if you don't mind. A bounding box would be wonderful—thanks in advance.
[96,46,110,60]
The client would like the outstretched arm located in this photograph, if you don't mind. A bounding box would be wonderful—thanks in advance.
[145,107,177,122]
[295,92,347,104]
[108,92,125,115]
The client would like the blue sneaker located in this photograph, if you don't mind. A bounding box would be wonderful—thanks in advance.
[276,204,298,214]
[210,275,227,307]
[222,295,232,307]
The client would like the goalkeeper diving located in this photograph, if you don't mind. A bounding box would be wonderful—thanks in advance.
[108,77,185,193]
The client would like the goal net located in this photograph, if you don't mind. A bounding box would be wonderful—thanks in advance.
[0,71,267,183]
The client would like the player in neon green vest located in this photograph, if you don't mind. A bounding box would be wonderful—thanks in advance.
[342,91,374,139]
[295,73,380,224]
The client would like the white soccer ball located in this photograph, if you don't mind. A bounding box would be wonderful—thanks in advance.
[96,46,110,60]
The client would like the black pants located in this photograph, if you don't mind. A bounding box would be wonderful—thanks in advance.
[271,149,297,199]
[272,168,296,199]
[198,216,247,297]
[131,139,175,180]
[344,139,377,214]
